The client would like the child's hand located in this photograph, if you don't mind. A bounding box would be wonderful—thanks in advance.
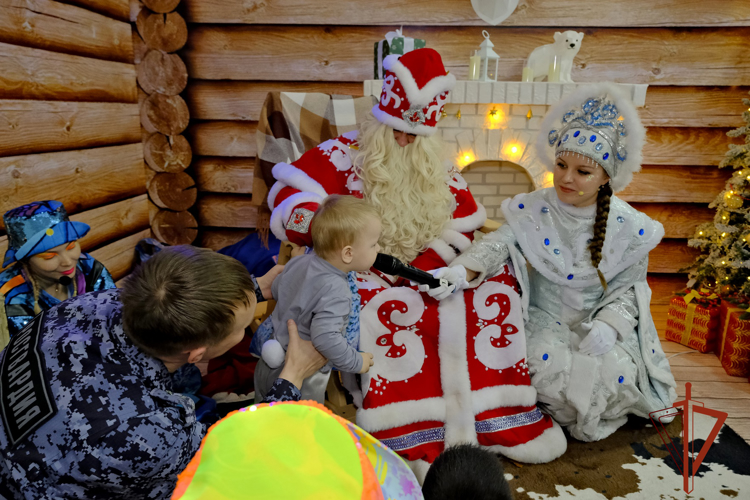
[359,352,374,374]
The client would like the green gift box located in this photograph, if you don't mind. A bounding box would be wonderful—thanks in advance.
[374,29,426,79]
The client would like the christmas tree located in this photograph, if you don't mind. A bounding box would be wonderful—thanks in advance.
[687,91,750,298]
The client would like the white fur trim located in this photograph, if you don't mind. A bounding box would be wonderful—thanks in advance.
[426,239,457,266]
[449,203,487,233]
[438,293,477,446]
[371,104,439,136]
[267,180,287,210]
[440,229,472,253]
[471,385,538,415]
[535,83,646,193]
[406,459,431,486]
[270,207,288,241]
[356,397,446,434]
[484,419,567,464]
[271,162,329,200]
[384,55,457,107]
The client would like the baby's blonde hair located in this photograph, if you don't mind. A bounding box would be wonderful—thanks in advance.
[312,195,379,260]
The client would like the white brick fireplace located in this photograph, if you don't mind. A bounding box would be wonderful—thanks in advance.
[364,81,648,221]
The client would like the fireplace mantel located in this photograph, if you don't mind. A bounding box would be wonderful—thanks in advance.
[364,81,648,107]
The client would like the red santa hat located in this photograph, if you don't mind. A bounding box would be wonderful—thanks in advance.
[372,48,456,136]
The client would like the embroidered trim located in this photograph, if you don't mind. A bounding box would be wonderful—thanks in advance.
[475,408,544,434]
[287,208,315,234]
[379,426,445,451]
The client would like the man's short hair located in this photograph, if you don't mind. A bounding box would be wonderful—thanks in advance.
[121,245,255,357]
[311,195,379,260]
[422,444,514,500]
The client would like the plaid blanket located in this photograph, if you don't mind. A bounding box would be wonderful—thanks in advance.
[252,92,377,208]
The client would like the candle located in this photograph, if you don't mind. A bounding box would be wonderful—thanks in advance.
[469,50,481,80]
[548,55,561,83]
[522,66,534,82]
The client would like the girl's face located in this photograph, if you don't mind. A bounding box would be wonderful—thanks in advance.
[27,240,81,282]
[553,153,610,207]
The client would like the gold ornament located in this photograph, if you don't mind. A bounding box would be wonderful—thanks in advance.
[526,109,533,119]
[725,192,743,209]
[456,109,462,120]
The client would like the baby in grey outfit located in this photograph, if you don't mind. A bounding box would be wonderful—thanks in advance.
[254,195,379,403]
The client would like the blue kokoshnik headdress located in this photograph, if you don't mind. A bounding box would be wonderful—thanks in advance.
[536,83,646,192]
[3,201,90,267]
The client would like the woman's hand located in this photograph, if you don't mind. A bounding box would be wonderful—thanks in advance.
[255,265,284,300]
[278,319,327,389]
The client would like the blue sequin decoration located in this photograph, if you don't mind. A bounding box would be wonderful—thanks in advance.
[380,427,445,451]
[577,136,586,145]
[567,274,574,280]
[562,134,570,143]
[541,207,550,213]
[544,238,550,246]
[574,130,581,138]
[639,229,645,236]
[590,135,597,142]
[519,203,525,209]
[603,152,609,160]
[652,349,655,353]
[556,322,561,325]
[617,216,625,223]
[543,354,549,361]
[618,376,624,384]
[475,408,544,434]
[595,143,603,151]
[554,249,560,255]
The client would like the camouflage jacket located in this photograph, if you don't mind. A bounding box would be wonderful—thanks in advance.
[0,289,205,499]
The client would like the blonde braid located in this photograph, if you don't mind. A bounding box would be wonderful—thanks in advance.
[21,262,42,314]
[588,183,613,290]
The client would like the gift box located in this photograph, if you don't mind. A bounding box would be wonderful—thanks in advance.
[717,301,750,377]
[665,290,721,353]
[374,28,426,79]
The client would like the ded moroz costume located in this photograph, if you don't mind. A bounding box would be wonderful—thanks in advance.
[453,84,678,442]
[267,48,566,478]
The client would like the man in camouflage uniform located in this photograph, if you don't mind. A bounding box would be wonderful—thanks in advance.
[0,246,325,499]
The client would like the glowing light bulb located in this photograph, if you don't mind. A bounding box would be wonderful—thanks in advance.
[464,155,471,161]
[699,231,704,235]
[722,232,727,237]
[511,146,519,154]
[722,261,726,265]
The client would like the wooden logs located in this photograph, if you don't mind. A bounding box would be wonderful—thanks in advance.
[151,209,198,245]
[140,93,190,134]
[136,9,188,52]
[135,0,196,245]
[142,0,181,13]
[148,172,197,211]
[144,133,192,172]
[197,194,258,228]
[0,100,140,157]
[136,50,188,95]
[0,41,137,102]
[193,157,254,193]
[619,165,732,204]
[90,228,151,280]
[57,0,131,22]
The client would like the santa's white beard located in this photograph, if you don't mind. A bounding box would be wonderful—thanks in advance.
[357,131,453,264]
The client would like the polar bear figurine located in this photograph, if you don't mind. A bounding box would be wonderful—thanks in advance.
[525,31,584,83]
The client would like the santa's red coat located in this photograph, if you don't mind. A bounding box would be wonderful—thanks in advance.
[268,131,566,467]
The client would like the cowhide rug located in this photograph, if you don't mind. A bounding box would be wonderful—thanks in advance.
[500,413,750,499]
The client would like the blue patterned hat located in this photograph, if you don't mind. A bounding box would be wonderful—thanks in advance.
[3,201,90,267]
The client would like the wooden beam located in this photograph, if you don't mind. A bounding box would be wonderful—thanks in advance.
[185,81,364,121]
[194,157,255,194]
[0,41,136,102]
[90,228,151,281]
[643,86,750,128]
[0,143,147,219]
[185,82,749,126]
[619,165,731,203]
[648,273,683,304]
[630,203,714,239]
[187,121,257,157]
[182,26,750,85]
[0,100,140,157]
[181,0,750,27]
[199,228,253,250]
[648,239,700,274]
[0,0,133,63]
[643,127,736,166]
[55,0,130,22]
[197,194,257,228]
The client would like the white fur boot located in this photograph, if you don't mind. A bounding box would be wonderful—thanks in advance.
[261,339,286,369]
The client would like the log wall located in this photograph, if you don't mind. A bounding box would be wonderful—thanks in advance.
[0,0,147,281]
[179,0,750,304]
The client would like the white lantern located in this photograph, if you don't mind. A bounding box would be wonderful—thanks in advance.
[477,30,500,82]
